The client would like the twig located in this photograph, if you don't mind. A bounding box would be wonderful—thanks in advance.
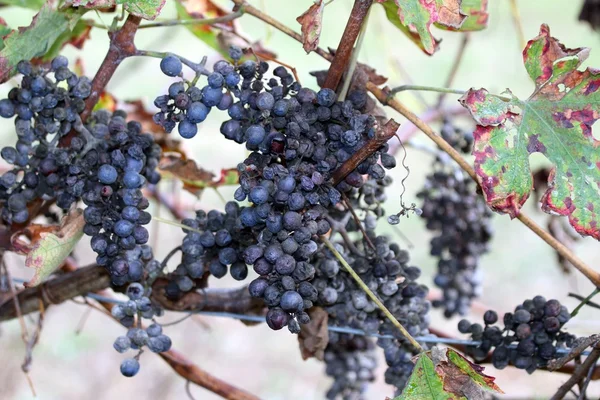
[2,259,28,336]
[341,193,375,251]
[159,350,260,400]
[338,7,370,100]
[569,291,600,313]
[571,288,600,317]
[0,266,264,322]
[80,14,142,122]
[331,119,400,185]
[320,236,423,351]
[388,85,467,97]
[436,33,470,108]
[550,342,600,400]
[0,265,111,322]
[579,361,596,400]
[388,105,467,155]
[548,335,600,371]
[230,1,333,63]
[138,10,244,29]
[367,82,600,288]
[86,290,261,400]
[323,0,373,90]
[325,215,365,257]
[508,0,526,49]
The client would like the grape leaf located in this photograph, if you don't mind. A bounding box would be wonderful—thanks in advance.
[20,209,85,287]
[296,0,324,54]
[396,351,450,400]
[159,153,239,196]
[0,18,11,51]
[396,348,502,400]
[435,0,488,32]
[376,0,467,55]
[41,19,92,61]
[0,6,82,83]
[116,0,165,20]
[0,0,46,10]
[459,24,600,240]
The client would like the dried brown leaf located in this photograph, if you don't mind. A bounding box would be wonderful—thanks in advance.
[298,307,329,360]
[159,153,239,196]
[296,0,324,54]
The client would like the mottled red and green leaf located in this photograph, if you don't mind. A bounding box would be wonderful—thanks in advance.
[460,24,600,240]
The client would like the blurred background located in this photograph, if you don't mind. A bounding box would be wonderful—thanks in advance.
[1,0,600,398]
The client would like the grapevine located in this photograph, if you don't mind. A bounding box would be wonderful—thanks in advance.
[0,1,599,400]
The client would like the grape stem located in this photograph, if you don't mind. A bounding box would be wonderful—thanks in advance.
[386,84,511,102]
[570,288,600,318]
[320,235,424,352]
[134,50,211,76]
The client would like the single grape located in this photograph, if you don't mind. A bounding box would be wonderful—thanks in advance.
[160,55,183,77]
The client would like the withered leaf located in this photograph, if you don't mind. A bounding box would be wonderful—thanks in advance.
[296,0,324,54]
[159,153,239,196]
[298,307,329,360]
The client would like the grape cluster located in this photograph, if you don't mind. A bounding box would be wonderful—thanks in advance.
[0,59,168,377]
[111,283,171,377]
[167,202,254,296]
[459,296,575,373]
[0,60,162,287]
[418,120,492,317]
[0,58,92,223]
[152,49,397,334]
[323,335,377,400]
[80,110,162,285]
[315,225,430,392]
[150,48,431,395]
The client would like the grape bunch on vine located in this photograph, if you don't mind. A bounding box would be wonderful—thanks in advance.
[1,1,600,399]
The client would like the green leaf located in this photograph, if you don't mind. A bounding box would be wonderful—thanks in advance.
[459,24,600,240]
[117,0,165,20]
[376,0,466,55]
[41,19,92,61]
[0,0,46,10]
[395,348,503,400]
[435,0,489,31]
[0,19,11,51]
[396,352,450,400]
[0,6,82,83]
[24,209,85,287]
[174,0,229,57]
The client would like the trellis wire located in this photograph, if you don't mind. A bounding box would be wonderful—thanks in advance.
[6,279,590,356]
